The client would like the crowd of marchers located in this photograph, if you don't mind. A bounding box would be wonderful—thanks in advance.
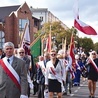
[30,47,98,98]
[0,42,98,98]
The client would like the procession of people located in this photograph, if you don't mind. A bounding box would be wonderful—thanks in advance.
[0,41,98,98]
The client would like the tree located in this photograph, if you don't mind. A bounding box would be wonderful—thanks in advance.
[36,22,72,50]
[79,37,94,52]
[94,42,98,51]
[34,22,79,51]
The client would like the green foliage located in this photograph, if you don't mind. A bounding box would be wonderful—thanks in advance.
[78,37,94,52]
[39,22,75,50]
[34,22,97,52]
[94,42,98,51]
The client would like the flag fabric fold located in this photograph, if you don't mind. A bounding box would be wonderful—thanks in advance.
[74,0,97,35]
[30,37,41,58]
[44,34,51,53]
[69,34,76,68]
[20,22,30,55]
[69,34,76,80]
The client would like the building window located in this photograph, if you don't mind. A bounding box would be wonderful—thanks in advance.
[0,31,5,48]
[19,19,29,31]
[40,16,43,21]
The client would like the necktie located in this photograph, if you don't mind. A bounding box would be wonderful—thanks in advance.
[44,60,46,67]
[7,58,10,63]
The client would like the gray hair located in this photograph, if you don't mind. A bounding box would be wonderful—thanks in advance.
[3,42,14,49]
[17,47,25,53]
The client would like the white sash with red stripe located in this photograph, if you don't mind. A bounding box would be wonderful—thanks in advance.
[0,58,21,90]
[89,57,98,73]
[50,67,65,92]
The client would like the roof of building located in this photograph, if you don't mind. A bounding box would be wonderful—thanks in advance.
[0,5,20,22]
[30,7,48,12]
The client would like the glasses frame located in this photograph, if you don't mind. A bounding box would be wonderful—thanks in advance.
[19,52,24,54]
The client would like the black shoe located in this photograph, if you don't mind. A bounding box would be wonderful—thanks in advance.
[73,84,78,86]
[89,95,91,98]
[91,96,95,98]
[63,92,67,95]
[33,92,36,95]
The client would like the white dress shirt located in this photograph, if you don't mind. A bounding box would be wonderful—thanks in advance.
[5,56,14,65]
[45,60,65,85]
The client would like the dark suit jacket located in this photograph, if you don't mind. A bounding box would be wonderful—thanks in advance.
[23,56,30,72]
[0,56,28,98]
[37,60,49,85]
[0,53,5,59]
[37,67,45,85]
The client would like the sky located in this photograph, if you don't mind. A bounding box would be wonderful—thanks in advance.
[0,0,98,43]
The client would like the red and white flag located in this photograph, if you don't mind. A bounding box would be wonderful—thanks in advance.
[21,22,30,55]
[69,34,76,79]
[44,34,51,53]
[69,34,76,68]
[74,0,97,35]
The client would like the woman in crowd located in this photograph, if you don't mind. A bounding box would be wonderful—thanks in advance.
[86,51,98,98]
[45,50,65,98]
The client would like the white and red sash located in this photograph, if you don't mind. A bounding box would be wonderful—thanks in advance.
[64,59,75,80]
[0,58,21,91]
[50,67,65,92]
[89,57,98,73]
[68,67,75,80]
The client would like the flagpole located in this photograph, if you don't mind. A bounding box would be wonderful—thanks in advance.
[20,22,28,47]
[20,18,29,47]
[62,38,64,49]
[49,24,51,52]
[30,35,41,47]
[64,37,66,52]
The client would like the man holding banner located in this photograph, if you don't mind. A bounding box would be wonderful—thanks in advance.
[0,42,28,98]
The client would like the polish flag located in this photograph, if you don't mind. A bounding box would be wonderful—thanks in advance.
[74,0,97,35]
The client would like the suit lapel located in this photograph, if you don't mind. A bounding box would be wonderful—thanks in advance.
[12,56,18,69]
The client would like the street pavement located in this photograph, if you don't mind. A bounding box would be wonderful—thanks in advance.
[29,79,98,98]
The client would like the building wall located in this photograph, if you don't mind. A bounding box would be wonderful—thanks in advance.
[4,14,14,43]
[33,11,48,25]
[3,2,35,48]
[31,8,68,30]
[17,2,34,46]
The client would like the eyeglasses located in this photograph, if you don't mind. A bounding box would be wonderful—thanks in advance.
[92,53,96,55]
[19,52,24,54]
[51,54,56,56]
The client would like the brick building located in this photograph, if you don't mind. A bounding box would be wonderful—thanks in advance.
[0,2,40,48]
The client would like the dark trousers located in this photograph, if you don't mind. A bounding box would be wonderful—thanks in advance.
[37,84,45,98]
[33,80,39,95]
[28,83,30,97]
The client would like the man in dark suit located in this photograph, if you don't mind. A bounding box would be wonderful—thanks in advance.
[17,48,30,72]
[0,42,28,98]
[17,47,31,97]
